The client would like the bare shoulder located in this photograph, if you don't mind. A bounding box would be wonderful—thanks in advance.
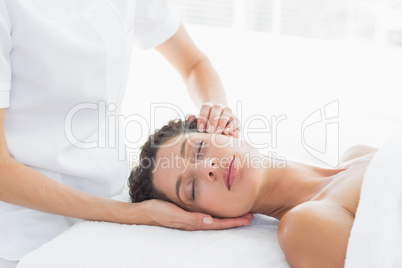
[277,201,354,268]
[340,145,377,164]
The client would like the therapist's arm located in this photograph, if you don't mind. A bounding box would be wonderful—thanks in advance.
[0,109,134,222]
[0,109,251,230]
[156,24,240,136]
[156,24,226,108]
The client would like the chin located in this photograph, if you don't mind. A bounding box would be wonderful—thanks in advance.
[208,207,251,219]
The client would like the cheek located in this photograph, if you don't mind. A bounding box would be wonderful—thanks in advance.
[196,189,253,218]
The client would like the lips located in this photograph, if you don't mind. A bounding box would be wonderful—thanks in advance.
[223,155,237,190]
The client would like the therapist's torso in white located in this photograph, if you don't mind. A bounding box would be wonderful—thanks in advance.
[0,0,179,260]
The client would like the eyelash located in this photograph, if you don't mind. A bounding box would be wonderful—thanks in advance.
[192,178,196,200]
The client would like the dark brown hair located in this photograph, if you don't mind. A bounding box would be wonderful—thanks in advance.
[128,118,198,203]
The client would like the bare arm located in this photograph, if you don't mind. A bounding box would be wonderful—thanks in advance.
[278,202,353,268]
[0,109,139,223]
[155,25,242,136]
[155,24,227,108]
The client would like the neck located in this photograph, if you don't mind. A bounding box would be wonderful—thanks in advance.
[251,160,342,220]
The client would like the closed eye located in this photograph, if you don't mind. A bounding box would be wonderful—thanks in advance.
[195,140,204,160]
[192,178,196,200]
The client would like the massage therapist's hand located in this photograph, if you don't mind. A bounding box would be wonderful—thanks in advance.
[187,103,241,138]
[140,199,253,231]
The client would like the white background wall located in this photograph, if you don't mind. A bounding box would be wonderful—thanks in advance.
[122,22,402,168]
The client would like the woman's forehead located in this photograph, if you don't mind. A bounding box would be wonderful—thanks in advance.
[153,133,207,178]
[154,133,195,168]
[159,132,204,152]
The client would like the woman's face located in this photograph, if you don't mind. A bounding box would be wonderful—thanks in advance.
[152,132,264,218]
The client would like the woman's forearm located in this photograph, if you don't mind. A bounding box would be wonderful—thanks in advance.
[154,25,227,109]
[0,108,136,223]
[184,56,228,108]
[0,157,138,223]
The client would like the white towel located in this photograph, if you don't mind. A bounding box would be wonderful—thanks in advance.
[17,214,289,268]
[345,136,402,268]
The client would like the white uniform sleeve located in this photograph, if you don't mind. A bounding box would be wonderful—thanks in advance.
[133,0,180,49]
[0,0,12,108]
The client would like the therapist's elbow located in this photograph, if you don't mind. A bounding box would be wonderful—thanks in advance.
[182,54,211,80]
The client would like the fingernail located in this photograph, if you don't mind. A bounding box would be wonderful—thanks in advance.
[203,217,213,224]
[224,128,230,133]
[216,126,222,133]
[246,214,254,220]
[198,123,205,132]
[207,125,214,133]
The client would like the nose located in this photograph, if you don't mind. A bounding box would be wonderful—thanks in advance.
[196,157,219,182]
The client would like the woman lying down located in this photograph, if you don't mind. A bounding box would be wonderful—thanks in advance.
[128,118,376,268]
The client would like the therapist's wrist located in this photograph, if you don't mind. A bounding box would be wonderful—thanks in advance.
[105,199,148,225]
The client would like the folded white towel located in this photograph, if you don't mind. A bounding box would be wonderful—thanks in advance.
[17,214,289,268]
[345,136,402,268]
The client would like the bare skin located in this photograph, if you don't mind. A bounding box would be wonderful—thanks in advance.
[151,131,376,267]
[277,145,377,268]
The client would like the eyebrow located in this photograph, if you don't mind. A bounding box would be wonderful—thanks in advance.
[180,137,188,158]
